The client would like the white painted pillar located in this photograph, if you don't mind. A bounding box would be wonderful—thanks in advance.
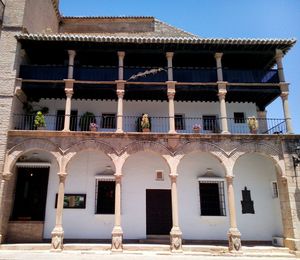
[111,174,123,252]
[275,49,285,83]
[67,50,76,79]
[218,82,229,134]
[63,79,74,132]
[167,81,176,134]
[226,175,242,253]
[166,52,174,81]
[169,173,182,253]
[116,80,125,133]
[280,83,293,134]
[215,52,223,81]
[51,172,67,252]
[118,51,125,80]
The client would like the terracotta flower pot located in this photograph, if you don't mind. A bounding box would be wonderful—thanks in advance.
[142,128,150,132]
[90,127,97,132]
[193,128,200,133]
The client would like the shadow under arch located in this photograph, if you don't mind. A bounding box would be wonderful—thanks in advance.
[175,141,230,176]
[120,141,173,174]
[5,138,63,173]
[64,139,118,173]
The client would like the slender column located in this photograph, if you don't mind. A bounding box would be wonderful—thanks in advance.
[226,175,242,253]
[166,52,174,81]
[118,51,125,80]
[51,172,67,251]
[215,52,223,81]
[275,49,285,82]
[218,82,229,134]
[257,110,268,134]
[116,80,125,133]
[167,81,176,134]
[0,172,12,244]
[63,79,74,131]
[111,174,123,252]
[169,173,182,253]
[67,50,76,79]
[280,83,293,134]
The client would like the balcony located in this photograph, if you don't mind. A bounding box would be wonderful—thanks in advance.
[12,114,286,135]
[19,65,279,84]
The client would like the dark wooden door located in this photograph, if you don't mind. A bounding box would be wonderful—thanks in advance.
[12,167,49,221]
[146,189,172,235]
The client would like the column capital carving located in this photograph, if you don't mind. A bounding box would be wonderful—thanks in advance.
[280,92,289,100]
[2,172,13,181]
[275,49,284,60]
[218,91,226,100]
[64,79,75,89]
[58,172,68,181]
[167,91,175,100]
[117,51,125,59]
[279,82,289,92]
[115,80,126,89]
[166,81,177,87]
[65,88,74,98]
[226,175,235,182]
[214,52,223,60]
[117,90,125,99]
[169,173,178,180]
[166,52,174,59]
[68,50,76,59]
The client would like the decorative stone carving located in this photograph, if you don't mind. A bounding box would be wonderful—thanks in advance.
[111,228,123,252]
[51,229,64,251]
[228,228,242,253]
[170,228,182,252]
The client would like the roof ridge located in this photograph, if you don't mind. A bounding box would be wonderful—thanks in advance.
[62,16,155,20]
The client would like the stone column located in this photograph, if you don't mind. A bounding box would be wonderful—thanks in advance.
[166,52,174,81]
[280,83,293,134]
[116,80,125,133]
[275,49,285,83]
[51,172,67,251]
[63,80,74,132]
[118,51,125,80]
[215,52,223,81]
[111,174,123,252]
[0,172,12,244]
[67,50,76,79]
[226,175,242,253]
[257,110,268,134]
[169,173,182,253]
[167,81,176,134]
[218,82,229,134]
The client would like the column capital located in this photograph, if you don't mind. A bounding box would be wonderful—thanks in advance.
[169,173,178,180]
[117,89,125,99]
[65,89,73,98]
[280,92,289,100]
[279,82,289,92]
[58,172,68,181]
[166,52,174,59]
[117,51,125,59]
[275,49,284,60]
[166,81,177,87]
[226,175,235,182]
[214,52,223,60]
[64,78,75,88]
[218,91,226,100]
[2,172,12,181]
[115,80,126,89]
[68,50,76,59]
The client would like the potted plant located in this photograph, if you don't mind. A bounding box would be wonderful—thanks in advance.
[192,124,201,133]
[141,114,151,132]
[79,112,96,131]
[247,116,258,134]
[89,122,98,132]
[34,111,46,130]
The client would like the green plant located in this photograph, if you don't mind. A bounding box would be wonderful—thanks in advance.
[79,112,96,131]
[34,111,46,128]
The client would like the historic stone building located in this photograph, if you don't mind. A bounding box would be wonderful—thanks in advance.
[0,0,299,255]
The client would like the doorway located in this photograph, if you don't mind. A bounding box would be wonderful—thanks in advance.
[146,189,172,235]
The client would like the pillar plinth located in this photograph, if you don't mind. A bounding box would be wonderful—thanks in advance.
[51,172,67,252]
[169,173,182,253]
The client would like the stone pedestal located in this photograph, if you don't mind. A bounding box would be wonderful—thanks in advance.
[170,226,182,253]
[51,227,64,251]
[111,226,123,252]
[228,228,242,253]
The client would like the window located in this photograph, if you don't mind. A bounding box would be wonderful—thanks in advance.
[95,180,115,214]
[199,181,226,216]
[175,114,185,130]
[272,181,279,198]
[101,113,116,129]
[241,187,255,214]
[234,112,245,123]
[202,115,219,133]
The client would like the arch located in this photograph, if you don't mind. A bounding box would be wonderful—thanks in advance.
[64,140,118,172]
[5,138,63,173]
[120,141,173,173]
[229,141,285,176]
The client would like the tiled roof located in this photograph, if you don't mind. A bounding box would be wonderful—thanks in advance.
[62,16,155,20]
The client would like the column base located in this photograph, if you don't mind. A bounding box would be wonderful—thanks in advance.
[111,226,123,252]
[170,227,183,253]
[168,130,177,134]
[51,228,64,252]
[115,129,124,134]
[62,129,70,132]
[221,131,230,134]
[228,228,242,253]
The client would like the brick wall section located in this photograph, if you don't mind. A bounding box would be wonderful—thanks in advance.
[7,221,44,243]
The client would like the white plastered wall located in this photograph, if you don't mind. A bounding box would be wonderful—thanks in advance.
[233,153,283,240]
[43,151,115,239]
[177,152,229,240]
[122,151,171,239]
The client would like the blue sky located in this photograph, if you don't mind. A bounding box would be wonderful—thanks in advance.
[60,0,300,133]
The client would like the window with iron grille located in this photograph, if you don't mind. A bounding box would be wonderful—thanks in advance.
[95,180,115,214]
[175,114,185,130]
[202,115,219,133]
[199,180,226,216]
[101,113,116,129]
[234,112,245,124]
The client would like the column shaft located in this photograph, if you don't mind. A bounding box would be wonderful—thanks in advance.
[116,80,125,133]
[167,81,176,134]
[67,50,76,79]
[215,53,223,81]
[280,83,293,134]
[275,49,285,82]
[118,51,125,80]
[166,52,174,81]
[63,80,74,131]
[218,83,229,134]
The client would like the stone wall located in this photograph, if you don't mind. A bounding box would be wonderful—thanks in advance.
[7,221,44,242]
